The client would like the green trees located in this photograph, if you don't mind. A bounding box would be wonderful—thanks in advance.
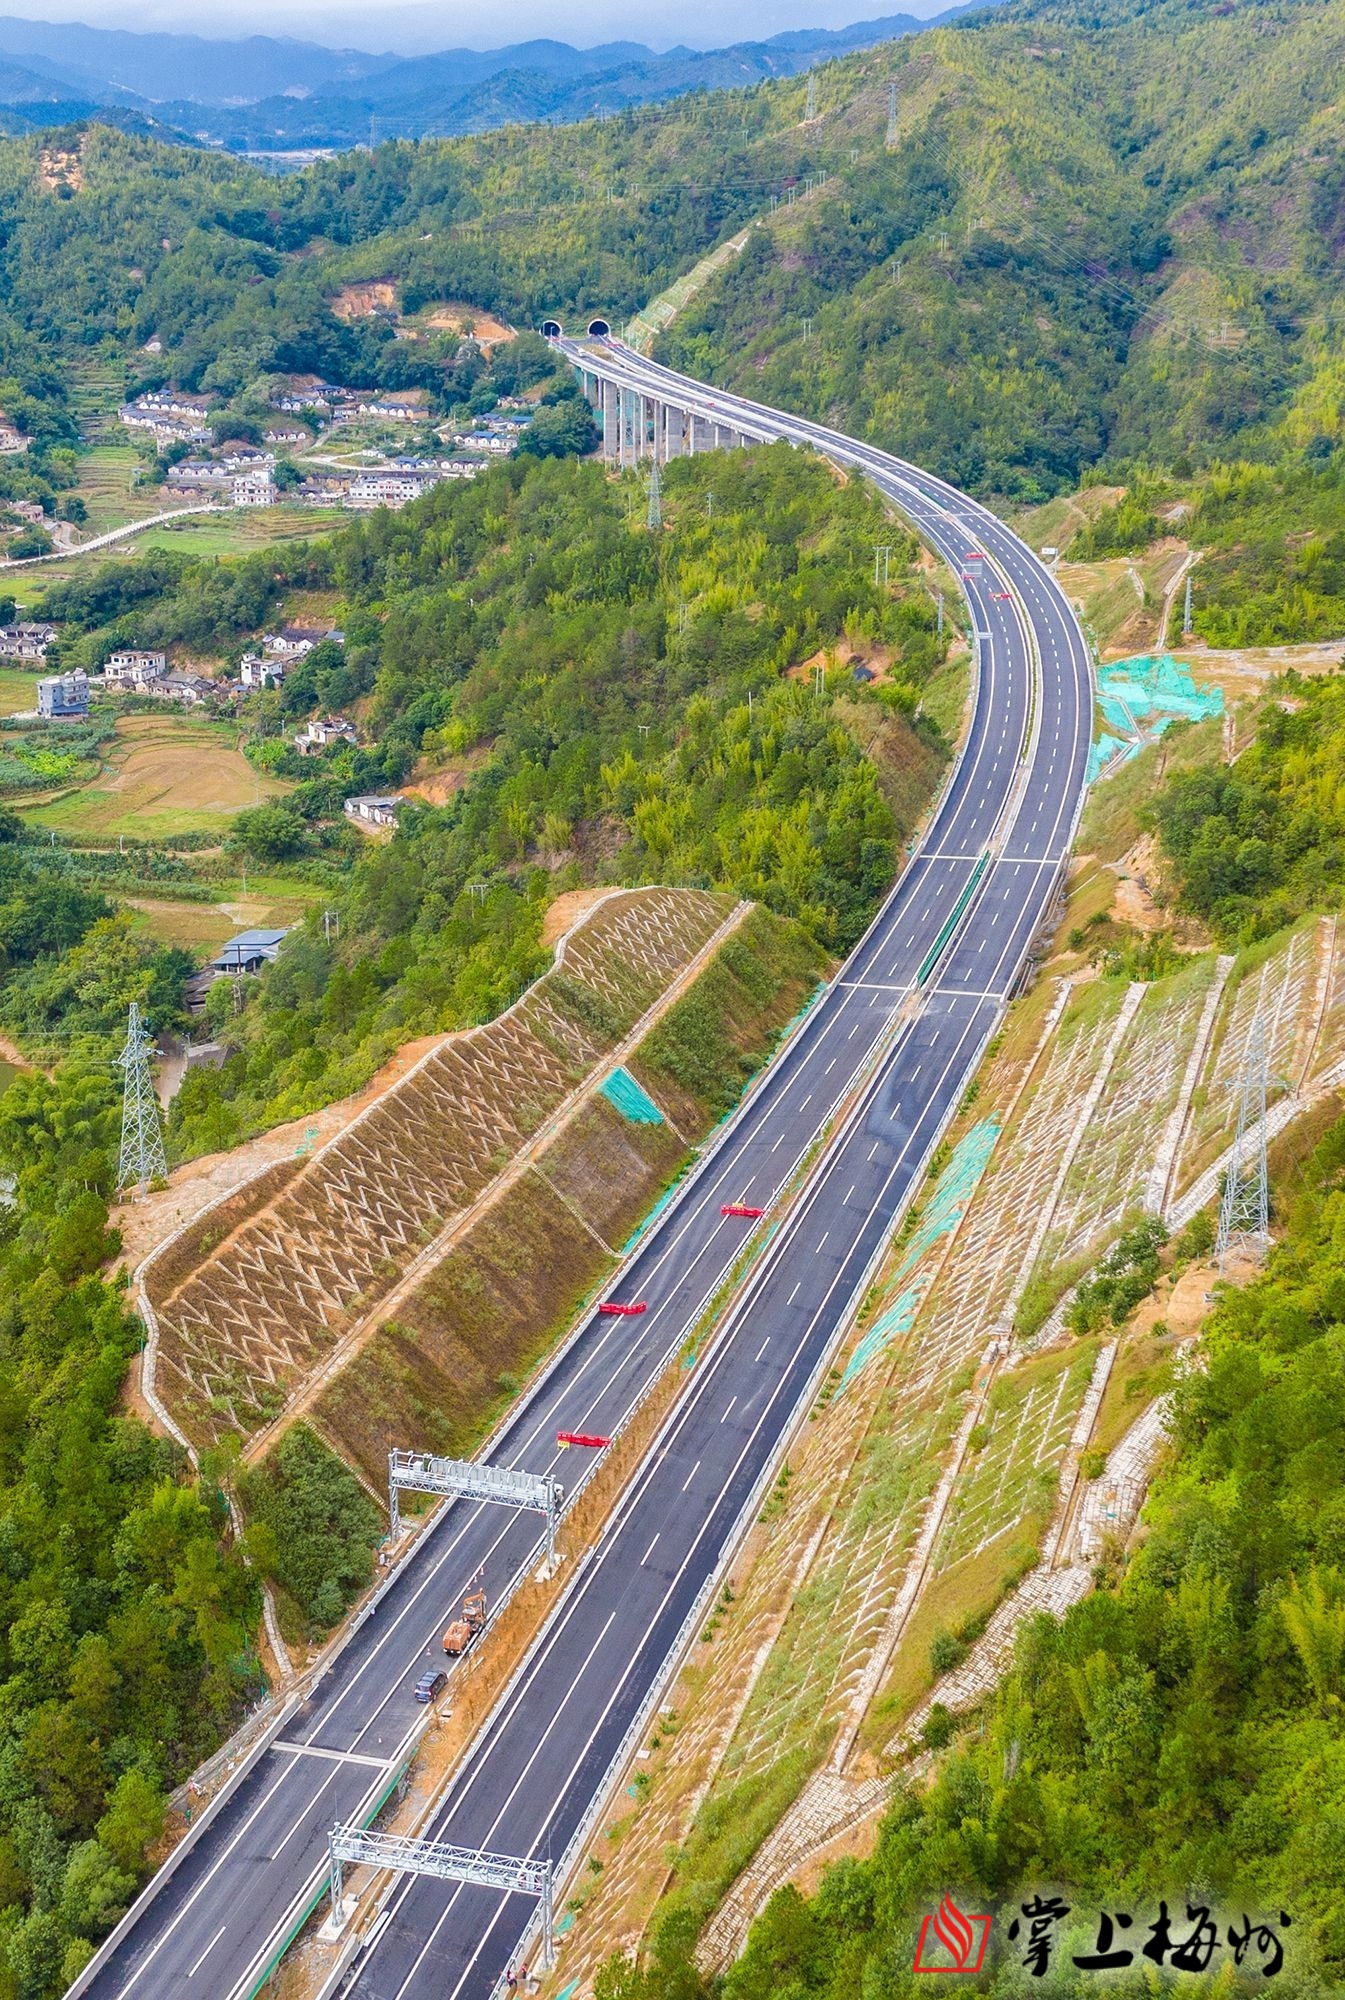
[239,1427,381,1635]
[1153,676,1345,942]
[608,1110,1345,1998]
[165,446,947,1154]
[0,1054,261,1993]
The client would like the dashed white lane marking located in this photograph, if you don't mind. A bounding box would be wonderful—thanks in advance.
[187,1928,227,1981]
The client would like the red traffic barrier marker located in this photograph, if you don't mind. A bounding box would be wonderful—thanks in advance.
[721,1203,766,1218]
[597,1300,647,1316]
[557,1431,612,1449]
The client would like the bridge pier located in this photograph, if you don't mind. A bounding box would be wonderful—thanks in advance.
[601,379,620,464]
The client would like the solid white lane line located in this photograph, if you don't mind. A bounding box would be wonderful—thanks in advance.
[272,1743,390,1770]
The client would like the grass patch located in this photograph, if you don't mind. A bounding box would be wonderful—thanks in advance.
[865,1530,1040,1750]
[1078,716,1221,863]
[919,651,972,746]
[0,668,38,717]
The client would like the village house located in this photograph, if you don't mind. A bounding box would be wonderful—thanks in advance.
[137,389,213,419]
[267,375,345,413]
[216,442,274,471]
[36,669,89,718]
[343,793,402,828]
[264,428,307,445]
[233,469,276,507]
[345,469,441,510]
[296,715,358,752]
[150,672,215,707]
[7,500,47,525]
[239,651,283,689]
[0,621,57,659]
[167,460,233,489]
[263,623,332,660]
[0,418,29,454]
[460,430,513,458]
[102,648,167,688]
[354,390,430,423]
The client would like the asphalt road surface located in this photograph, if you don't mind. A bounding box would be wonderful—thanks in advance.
[79,343,1091,2000]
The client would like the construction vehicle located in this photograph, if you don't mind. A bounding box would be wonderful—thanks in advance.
[441,1587,487,1657]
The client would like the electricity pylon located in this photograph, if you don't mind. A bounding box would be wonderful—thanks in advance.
[117,1002,167,1196]
[886,81,898,148]
[805,73,817,121]
[1215,1012,1270,1269]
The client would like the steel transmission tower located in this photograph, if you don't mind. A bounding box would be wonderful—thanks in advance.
[647,453,662,530]
[1215,1012,1270,1269]
[805,73,817,121]
[117,1003,167,1195]
[886,81,898,148]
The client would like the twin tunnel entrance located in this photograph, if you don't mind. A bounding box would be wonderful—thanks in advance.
[540,318,609,339]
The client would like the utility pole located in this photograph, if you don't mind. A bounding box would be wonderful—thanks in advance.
[937,591,945,637]
[116,1003,167,1197]
[874,545,893,587]
[1215,1013,1271,1271]
[1182,572,1193,636]
[705,491,714,520]
[886,81,898,149]
[646,454,662,531]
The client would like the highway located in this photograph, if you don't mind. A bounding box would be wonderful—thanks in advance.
[75,342,1091,2000]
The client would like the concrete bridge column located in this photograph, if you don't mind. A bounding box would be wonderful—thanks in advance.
[690,414,716,454]
[601,378,620,463]
[661,403,685,461]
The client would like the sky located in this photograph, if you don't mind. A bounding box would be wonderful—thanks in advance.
[0,0,950,53]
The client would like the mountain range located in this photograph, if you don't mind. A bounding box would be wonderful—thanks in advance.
[0,6,980,147]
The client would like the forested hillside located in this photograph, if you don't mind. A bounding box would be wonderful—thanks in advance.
[662,0,1345,498]
[604,1110,1345,1998]
[0,434,951,1993]
[156,444,947,1152]
[0,0,1343,508]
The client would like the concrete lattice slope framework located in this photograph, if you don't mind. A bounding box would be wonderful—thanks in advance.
[151,889,735,1447]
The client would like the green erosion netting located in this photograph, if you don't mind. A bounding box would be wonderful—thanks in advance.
[838,1117,999,1391]
[1088,653,1224,782]
[599,1065,666,1124]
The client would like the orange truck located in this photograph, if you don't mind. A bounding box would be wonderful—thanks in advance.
[441,1588,487,1657]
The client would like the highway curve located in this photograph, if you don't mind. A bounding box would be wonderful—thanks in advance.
[75,344,1091,2000]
